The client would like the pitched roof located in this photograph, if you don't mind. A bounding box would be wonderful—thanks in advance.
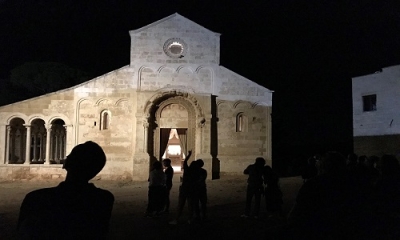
[129,13,220,36]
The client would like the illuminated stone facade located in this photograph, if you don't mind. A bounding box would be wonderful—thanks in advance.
[0,13,273,181]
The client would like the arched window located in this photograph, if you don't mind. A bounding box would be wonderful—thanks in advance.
[236,113,247,132]
[50,119,66,164]
[100,110,111,130]
[7,117,26,164]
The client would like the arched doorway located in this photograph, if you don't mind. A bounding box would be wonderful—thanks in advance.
[162,129,185,172]
[146,94,200,169]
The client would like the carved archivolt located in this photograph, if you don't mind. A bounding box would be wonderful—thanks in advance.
[6,113,28,125]
[217,100,258,110]
[144,90,204,119]
[138,65,214,92]
[115,98,129,106]
[5,113,72,126]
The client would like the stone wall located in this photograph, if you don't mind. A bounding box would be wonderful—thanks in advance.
[217,100,271,173]
[130,14,220,66]
[0,165,66,181]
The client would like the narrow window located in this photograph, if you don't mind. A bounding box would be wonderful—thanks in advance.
[363,94,377,112]
[100,110,111,130]
[236,113,244,132]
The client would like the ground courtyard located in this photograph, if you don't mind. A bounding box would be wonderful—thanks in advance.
[0,174,303,240]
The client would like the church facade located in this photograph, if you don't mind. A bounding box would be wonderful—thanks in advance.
[0,14,273,181]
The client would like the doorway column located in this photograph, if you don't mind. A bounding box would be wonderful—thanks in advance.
[143,118,149,153]
[5,126,11,164]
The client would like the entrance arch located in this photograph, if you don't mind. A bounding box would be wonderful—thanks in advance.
[144,92,204,167]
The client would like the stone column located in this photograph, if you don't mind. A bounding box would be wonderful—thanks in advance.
[45,124,52,165]
[5,126,11,164]
[24,124,31,164]
[197,118,205,153]
[63,124,73,156]
[143,118,149,153]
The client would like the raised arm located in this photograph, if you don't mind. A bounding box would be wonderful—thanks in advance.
[183,150,192,170]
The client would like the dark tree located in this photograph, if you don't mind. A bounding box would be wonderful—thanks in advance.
[10,62,90,96]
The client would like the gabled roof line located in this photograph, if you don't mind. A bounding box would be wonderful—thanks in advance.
[0,65,131,109]
[219,65,274,93]
[129,13,221,36]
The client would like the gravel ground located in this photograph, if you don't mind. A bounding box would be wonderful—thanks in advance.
[0,174,303,240]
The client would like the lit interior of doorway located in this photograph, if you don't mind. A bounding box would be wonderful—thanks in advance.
[162,129,185,173]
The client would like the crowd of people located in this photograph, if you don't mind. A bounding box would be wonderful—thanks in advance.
[145,150,208,225]
[14,140,400,239]
[241,157,283,220]
[286,151,400,239]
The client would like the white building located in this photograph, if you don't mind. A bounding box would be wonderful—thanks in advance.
[352,65,400,157]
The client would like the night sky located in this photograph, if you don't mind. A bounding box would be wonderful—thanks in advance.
[1,0,400,173]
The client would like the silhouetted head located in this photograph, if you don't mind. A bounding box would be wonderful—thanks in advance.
[307,157,316,165]
[162,158,171,167]
[63,141,106,181]
[358,155,368,164]
[320,151,347,176]
[255,157,266,167]
[151,161,163,171]
[196,159,204,168]
[347,153,358,164]
[189,161,197,168]
[368,155,379,168]
[379,154,400,176]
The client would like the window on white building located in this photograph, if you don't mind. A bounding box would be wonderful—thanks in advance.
[363,94,377,112]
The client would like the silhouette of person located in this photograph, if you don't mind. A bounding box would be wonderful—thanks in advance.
[263,165,283,218]
[347,152,358,173]
[288,151,355,239]
[17,141,114,240]
[366,155,379,186]
[162,158,174,213]
[146,161,166,217]
[242,157,265,219]
[192,159,208,222]
[301,156,318,183]
[369,154,400,239]
[169,150,193,224]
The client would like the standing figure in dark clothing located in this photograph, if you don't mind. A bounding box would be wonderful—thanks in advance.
[146,161,166,217]
[366,155,380,186]
[192,159,208,222]
[163,158,174,213]
[17,141,114,240]
[369,154,400,239]
[242,157,266,219]
[169,150,193,224]
[347,152,358,173]
[288,151,355,239]
[263,165,283,218]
